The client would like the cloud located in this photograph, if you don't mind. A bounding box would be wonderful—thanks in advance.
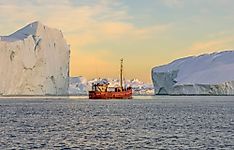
[161,0,185,8]
[0,0,171,81]
[188,37,234,53]
[0,0,70,6]
[0,0,170,42]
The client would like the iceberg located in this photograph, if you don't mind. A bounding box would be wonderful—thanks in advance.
[69,77,88,95]
[0,21,70,95]
[152,51,234,95]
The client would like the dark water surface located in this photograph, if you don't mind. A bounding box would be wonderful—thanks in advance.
[0,96,234,149]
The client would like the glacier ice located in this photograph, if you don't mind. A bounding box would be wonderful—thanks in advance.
[69,77,88,95]
[0,21,70,95]
[152,51,234,95]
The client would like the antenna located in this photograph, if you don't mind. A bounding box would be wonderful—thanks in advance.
[120,58,123,89]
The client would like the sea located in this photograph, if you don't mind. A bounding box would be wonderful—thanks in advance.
[0,96,233,149]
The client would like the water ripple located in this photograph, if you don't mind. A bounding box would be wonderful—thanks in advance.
[0,97,233,149]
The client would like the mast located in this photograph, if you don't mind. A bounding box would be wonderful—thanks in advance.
[120,58,123,89]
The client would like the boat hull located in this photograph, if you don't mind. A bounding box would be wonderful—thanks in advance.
[89,89,132,99]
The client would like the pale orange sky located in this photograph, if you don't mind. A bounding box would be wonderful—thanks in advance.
[1,0,234,82]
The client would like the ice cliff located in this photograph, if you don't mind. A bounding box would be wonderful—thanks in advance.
[0,21,70,95]
[152,51,234,95]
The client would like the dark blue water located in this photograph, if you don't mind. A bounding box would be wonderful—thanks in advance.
[0,96,234,149]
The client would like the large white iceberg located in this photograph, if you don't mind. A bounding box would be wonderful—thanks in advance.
[152,51,234,95]
[0,21,70,95]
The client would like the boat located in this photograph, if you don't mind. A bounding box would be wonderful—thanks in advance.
[89,59,133,99]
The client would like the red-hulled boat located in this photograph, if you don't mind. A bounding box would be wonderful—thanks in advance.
[89,59,133,99]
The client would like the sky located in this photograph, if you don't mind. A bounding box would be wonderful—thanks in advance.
[1,0,234,82]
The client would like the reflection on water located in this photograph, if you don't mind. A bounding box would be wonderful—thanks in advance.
[0,96,234,149]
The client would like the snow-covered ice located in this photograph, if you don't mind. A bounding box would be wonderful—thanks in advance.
[152,51,234,95]
[69,77,88,95]
[0,21,70,95]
